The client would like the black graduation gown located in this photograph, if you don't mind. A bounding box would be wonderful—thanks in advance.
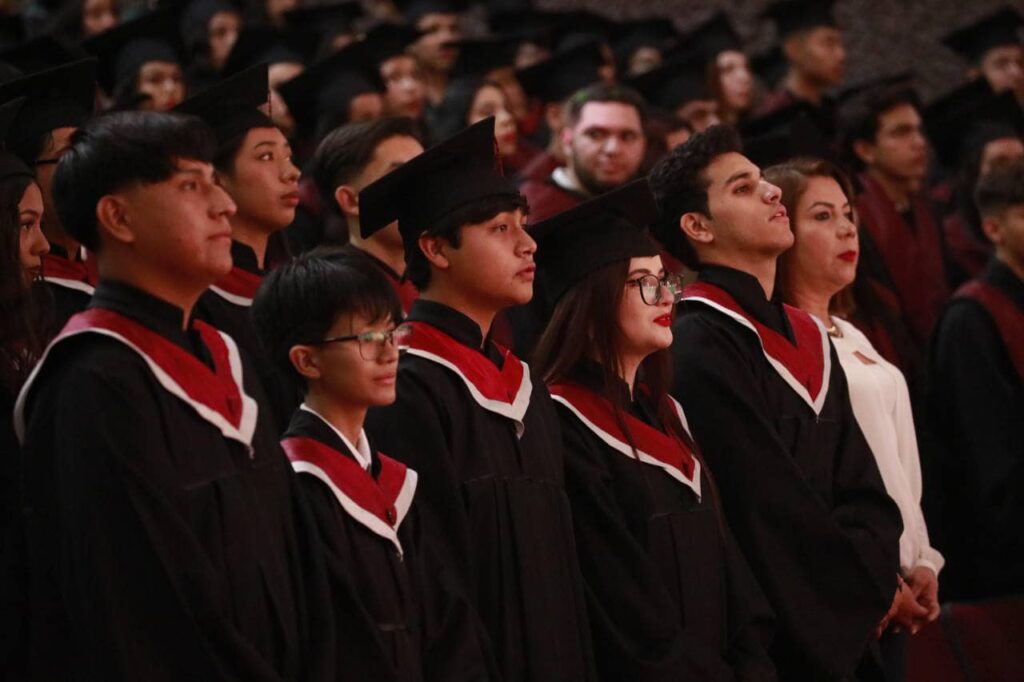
[365,300,596,682]
[39,244,94,337]
[283,406,497,682]
[551,365,777,682]
[15,281,337,681]
[1,386,28,681]
[924,258,1024,600]
[670,266,902,682]
[195,240,299,432]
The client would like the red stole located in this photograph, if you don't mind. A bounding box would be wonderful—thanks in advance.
[955,280,1024,381]
[396,320,532,436]
[380,268,419,315]
[682,281,832,415]
[41,250,97,295]
[209,266,263,307]
[856,173,950,342]
[13,307,258,448]
[281,434,417,556]
[549,382,701,498]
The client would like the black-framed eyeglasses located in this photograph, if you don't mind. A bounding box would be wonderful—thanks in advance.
[626,273,685,306]
[314,328,398,360]
[34,158,60,167]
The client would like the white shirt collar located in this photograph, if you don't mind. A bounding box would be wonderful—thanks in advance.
[299,403,374,471]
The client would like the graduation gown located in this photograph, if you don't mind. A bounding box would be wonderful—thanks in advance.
[39,244,96,336]
[671,266,902,682]
[365,300,596,682]
[195,240,299,432]
[754,88,838,143]
[924,258,1024,600]
[551,366,777,682]
[283,406,496,682]
[14,281,337,681]
[1,386,28,681]
[518,172,586,222]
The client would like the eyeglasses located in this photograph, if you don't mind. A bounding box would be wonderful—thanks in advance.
[314,328,398,360]
[626,273,685,306]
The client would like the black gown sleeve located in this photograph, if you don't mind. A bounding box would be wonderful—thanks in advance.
[671,317,900,680]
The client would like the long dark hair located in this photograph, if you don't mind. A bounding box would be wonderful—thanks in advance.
[0,176,49,395]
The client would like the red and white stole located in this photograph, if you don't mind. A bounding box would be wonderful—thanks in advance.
[549,382,701,498]
[14,307,258,449]
[396,320,532,437]
[955,279,1024,381]
[41,248,96,295]
[682,281,832,415]
[208,266,263,307]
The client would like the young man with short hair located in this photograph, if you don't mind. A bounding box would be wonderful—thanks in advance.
[361,117,596,682]
[648,125,903,682]
[926,159,1024,601]
[14,111,336,680]
[942,7,1024,108]
[310,116,425,313]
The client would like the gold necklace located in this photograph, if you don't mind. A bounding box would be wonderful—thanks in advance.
[826,319,843,338]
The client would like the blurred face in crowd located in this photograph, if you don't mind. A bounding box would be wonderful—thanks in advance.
[469,84,517,157]
[217,127,300,233]
[563,100,646,194]
[618,255,674,361]
[717,50,754,113]
[17,182,48,283]
[683,152,792,267]
[411,12,460,72]
[979,45,1024,101]
[779,175,859,301]
[677,99,721,133]
[36,127,75,242]
[982,202,1024,270]
[855,103,928,188]
[265,0,298,26]
[348,92,384,123]
[484,66,527,121]
[380,55,426,119]
[207,10,241,71]
[137,60,185,111]
[268,61,304,137]
[979,136,1024,176]
[628,46,663,77]
[82,0,118,37]
[786,26,846,87]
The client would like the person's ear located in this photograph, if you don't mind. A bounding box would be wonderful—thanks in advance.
[334,185,360,218]
[782,35,803,65]
[419,232,451,271]
[980,214,1003,246]
[288,344,323,382]
[681,211,714,246]
[95,194,136,246]
[852,139,876,167]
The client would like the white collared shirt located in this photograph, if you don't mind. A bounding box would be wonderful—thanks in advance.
[299,403,374,472]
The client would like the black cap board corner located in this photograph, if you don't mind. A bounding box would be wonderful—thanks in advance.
[516,39,605,104]
[766,0,838,40]
[174,62,273,146]
[82,7,183,94]
[942,7,1023,64]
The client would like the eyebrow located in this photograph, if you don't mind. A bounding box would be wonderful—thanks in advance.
[724,169,757,186]
[19,208,40,216]
[808,201,851,210]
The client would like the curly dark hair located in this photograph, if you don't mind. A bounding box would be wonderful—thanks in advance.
[646,124,742,270]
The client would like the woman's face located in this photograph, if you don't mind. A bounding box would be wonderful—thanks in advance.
[18,182,48,282]
[380,55,425,119]
[137,60,185,111]
[218,127,300,232]
[785,176,859,299]
[716,50,754,112]
[207,10,241,71]
[82,0,118,37]
[617,255,674,361]
[469,84,517,157]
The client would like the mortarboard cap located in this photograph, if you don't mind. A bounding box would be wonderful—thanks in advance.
[837,71,915,105]
[175,63,273,147]
[924,78,1024,169]
[552,10,615,52]
[0,14,25,51]
[284,1,363,34]
[180,0,242,53]
[359,22,423,66]
[393,0,469,25]
[678,12,743,62]
[766,0,838,40]
[741,102,834,167]
[487,8,557,47]
[516,39,604,104]
[0,100,35,182]
[942,7,1023,65]
[83,8,183,95]
[222,26,307,76]
[358,116,519,242]
[447,36,518,80]
[750,44,787,88]
[0,35,87,74]
[627,56,711,110]
[612,17,679,63]
[531,179,660,305]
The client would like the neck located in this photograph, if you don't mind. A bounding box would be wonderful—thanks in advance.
[348,230,406,276]
[99,258,203,329]
[423,69,448,106]
[229,216,271,269]
[996,248,1024,280]
[786,284,834,327]
[704,254,778,300]
[305,392,367,448]
[420,286,496,345]
[866,167,917,210]
[784,69,824,105]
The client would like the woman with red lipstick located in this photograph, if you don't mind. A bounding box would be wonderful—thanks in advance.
[766,158,942,682]
[532,180,776,682]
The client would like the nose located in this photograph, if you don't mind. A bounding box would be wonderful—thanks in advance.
[32,226,50,257]
[517,223,536,256]
[762,180,782,204]
[282,157,300,182]
[211,183,237,218]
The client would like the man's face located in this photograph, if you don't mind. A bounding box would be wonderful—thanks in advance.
[986,203,1024,266]
[351,134,424,248]
[979,137,1024,177]
[36,126,76,242]
[411,12,460,72]
[980,45,1024,100]
[677,99,721,133]
[111,159,237,287]
[697,152,793,263]
[564,101,646,194]
[859,103,928,185]
[788,26,846,87]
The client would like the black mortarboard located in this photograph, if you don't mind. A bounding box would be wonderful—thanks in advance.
[553,10,614,52]
[175,63,272,146]
[627,56,711,110]
[837,71,915,105]
[679,11,743,62]
[0,98,34,181]
[447,36,518,80]
[0,14,25,51]
[487,8,557,47]
[741,102,833,167]
[180,0,242,54]
[222,26,307,76]
[766,0,838,40]
[612,17,679,64]
[359,22,423,65]
[393,0,469,25]
[277,38,383,137]
[516,40,604,104]
[83,8,183,94]
[0,35,86,74]
[942,7,1023,65]
[284,1,363,34]
[358,116,519,241]
[750,44,787,87]
[924,79,1024,169]
[532,179,660,305]
[0,59,96,160]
